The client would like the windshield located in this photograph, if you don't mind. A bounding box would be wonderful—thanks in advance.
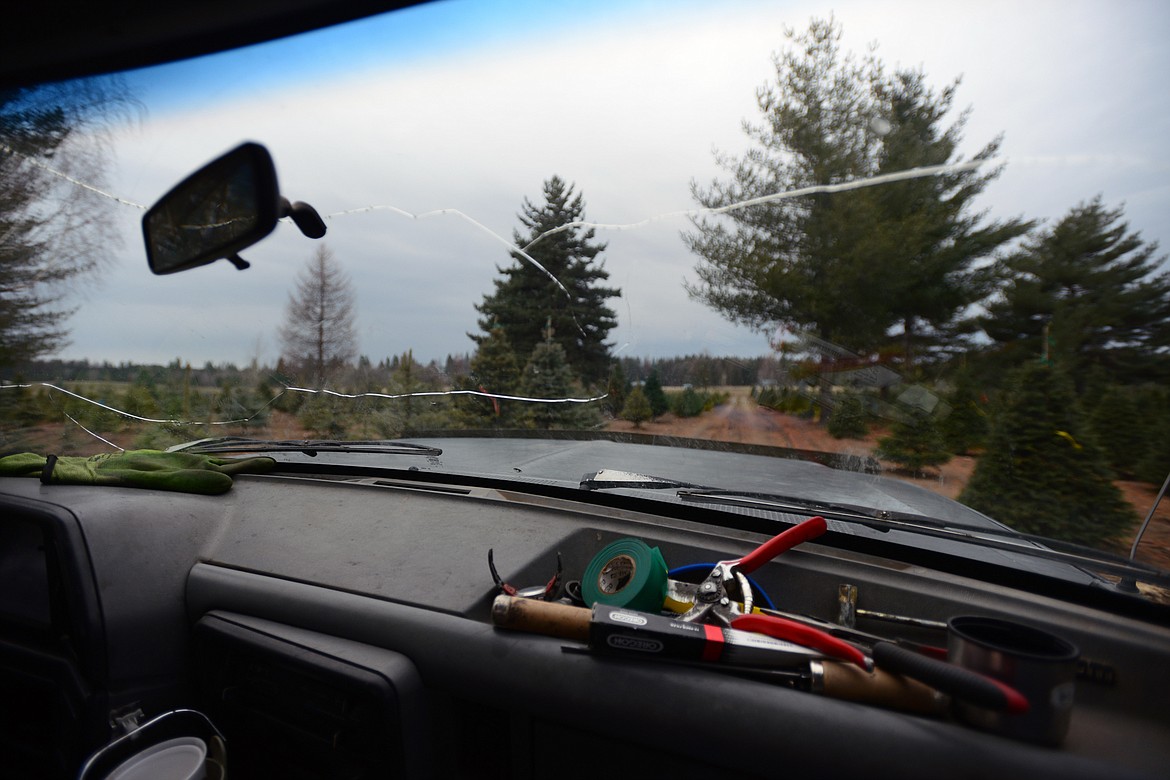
[2,0,1167,597]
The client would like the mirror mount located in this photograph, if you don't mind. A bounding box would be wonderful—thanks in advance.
[282,197,326,239]
[143,141,325,275]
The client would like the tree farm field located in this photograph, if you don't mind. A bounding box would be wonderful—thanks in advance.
[606,386,1170,576]
[10,382,1168,578]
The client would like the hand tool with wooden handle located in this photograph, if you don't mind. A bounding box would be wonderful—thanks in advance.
[491,595,945,715]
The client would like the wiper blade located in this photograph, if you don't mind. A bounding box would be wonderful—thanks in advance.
[580,469,702,490]
[678,488,916,526]
[678,488,1170,587]
[169,437,442,457]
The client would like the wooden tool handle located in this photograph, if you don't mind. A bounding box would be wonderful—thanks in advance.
[491,595,591,643]
[819,660,948,715]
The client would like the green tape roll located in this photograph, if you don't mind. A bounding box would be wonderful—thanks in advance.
[582,538,669,612]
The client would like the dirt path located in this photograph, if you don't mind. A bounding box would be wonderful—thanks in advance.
[608,388,976,498]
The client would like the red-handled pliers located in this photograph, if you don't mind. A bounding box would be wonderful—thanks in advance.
[679,516,870,670]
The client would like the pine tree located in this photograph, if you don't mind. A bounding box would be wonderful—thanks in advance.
[604,361,629,417]
[461,327,521,426]
[875,408,950,474]
[866,71,1031,364]
[827,393,868,439]
[981,198,1170,385]
[1087,387,1144,479]
[643,370,668,418]
[621,386,652,428]
[474,177,620,385]
[959,363,1134,547]
[1135,410,1170,487]
[517,338,600,430]
[939,369,989,455]
[685,17,1022,366]
[0,80,134,366]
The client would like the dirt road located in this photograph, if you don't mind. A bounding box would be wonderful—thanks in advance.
[607,387,975,497]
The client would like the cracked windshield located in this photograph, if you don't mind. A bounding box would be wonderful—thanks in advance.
[2,1,1168,592]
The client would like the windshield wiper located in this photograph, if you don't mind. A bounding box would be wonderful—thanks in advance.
[579,469,702,491]
[169,437,442,457]
[677,488,1170,587]
[677,487,918,526]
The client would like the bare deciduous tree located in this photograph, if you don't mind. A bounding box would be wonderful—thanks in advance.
[278,245,357,386]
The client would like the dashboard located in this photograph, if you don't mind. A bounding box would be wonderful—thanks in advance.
[1,469,1168,779]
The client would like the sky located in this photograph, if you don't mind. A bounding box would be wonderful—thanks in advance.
[48,0,1170,370]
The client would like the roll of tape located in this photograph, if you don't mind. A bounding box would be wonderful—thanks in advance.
[582,538,668,612]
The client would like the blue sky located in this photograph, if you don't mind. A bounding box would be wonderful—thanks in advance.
[51,0,1170,370]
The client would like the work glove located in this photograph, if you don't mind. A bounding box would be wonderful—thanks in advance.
[0,449,276,495]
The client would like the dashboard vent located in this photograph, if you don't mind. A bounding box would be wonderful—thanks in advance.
[194,613,425,779]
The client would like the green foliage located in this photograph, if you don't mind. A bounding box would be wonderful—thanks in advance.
[297,393,350,438]
[939,370,989,454]
[668,386,729,418]
[386,349,441,433]
[876,408,951,473]
[756,386,812,416]
[1087,386,1145,478]
[604,362,629,417]
[958,363,1135,547]
[1131,385,1170,486]
[981,198,1170,385]
[827,393,868,439]
[474,176,619,385]
[1,80,134,367]
[1135,413,1170,487]
[670,386,705,418]
[458,327,521,427]
[643,370,668,417]
[517,340,600,430]
[685,17,1023,365]
[621,385,652,428]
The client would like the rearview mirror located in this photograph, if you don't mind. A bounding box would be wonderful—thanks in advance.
[143,142,325,274]
[143,142,281,274]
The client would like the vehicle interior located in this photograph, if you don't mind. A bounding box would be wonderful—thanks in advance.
[1,2,1168,779]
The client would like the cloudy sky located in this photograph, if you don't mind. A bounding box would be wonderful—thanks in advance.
[53,0,1170,370]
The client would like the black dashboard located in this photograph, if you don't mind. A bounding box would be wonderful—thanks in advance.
[2,469,1168,779]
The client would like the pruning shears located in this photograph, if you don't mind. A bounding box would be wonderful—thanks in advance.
[677,516,871,670]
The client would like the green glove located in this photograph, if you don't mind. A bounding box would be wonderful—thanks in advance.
[0,450,276,495]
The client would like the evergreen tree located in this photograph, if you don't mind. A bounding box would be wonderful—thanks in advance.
[517,339,600,430]
[643,370,668,418]
[604,361,629,417]
[981,198,1170,385]
[1135,410,1170,487]
[621,386,652,428]
[1132,385,1170,486]
[939,368,989,455]
[959,363,1134,547]
[827,393,868,439]
[685,17,1022,366]
[875,408,950,474]
[866,71,1031,364]
[474,176,620,385]
[387,349,436,432]
[1088,387,1144,479]
[671,386,706,418]
[1,80,134,366]
[461,327,521,426]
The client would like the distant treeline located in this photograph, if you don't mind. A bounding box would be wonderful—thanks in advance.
[2,353,778,390]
